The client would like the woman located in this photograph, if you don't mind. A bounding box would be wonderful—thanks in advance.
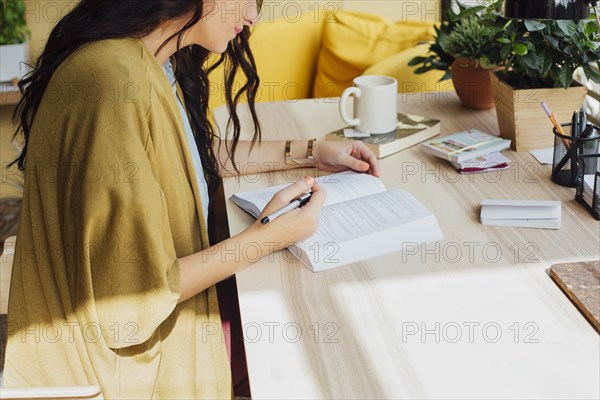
[4,0,379,398]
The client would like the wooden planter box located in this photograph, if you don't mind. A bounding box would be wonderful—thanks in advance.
[491,73,588,152]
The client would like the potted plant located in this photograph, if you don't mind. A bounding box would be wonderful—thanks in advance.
[0,0,30,84]
[409,1,504,109]
[489,11,600,151]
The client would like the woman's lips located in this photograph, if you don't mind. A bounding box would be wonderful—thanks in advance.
[234,26,243,35]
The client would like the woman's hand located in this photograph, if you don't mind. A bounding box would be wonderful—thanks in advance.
[248,176,327,252]
[313,140,380,177]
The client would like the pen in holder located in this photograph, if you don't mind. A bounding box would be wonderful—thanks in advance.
[551,123,600,188]
[575,154,600,220]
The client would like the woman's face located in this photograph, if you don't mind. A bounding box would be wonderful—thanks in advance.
[187,0,259,53]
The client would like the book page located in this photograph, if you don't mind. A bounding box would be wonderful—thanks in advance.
[301,189,431,246]
[231,171,386,216]
[291,189,443,271]
[317,171,386,206]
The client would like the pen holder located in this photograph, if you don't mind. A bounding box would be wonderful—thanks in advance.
[551,123,600,187]
[575,154,600,220]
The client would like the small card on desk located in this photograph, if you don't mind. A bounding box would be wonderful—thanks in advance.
[480,199,561,229]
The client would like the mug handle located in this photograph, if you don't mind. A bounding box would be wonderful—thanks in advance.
[339,87,361,127]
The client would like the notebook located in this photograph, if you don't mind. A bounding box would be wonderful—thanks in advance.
[480,199,561,229]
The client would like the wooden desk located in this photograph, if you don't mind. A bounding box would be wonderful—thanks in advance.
[214,92,600,399]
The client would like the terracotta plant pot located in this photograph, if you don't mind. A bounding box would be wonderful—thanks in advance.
[491,73,588,151]
[450,58,495,110]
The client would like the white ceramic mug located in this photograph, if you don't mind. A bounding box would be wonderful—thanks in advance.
[339,75,398,134]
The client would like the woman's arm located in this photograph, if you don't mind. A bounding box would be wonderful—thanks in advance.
[215,140,312,176]
[215,139,380,177]
[177,176,326,303]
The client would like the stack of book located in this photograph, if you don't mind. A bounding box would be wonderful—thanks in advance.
[421,129,511,173]
[325,112,441,159]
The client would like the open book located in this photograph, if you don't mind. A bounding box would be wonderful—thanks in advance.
[230,172,443,272]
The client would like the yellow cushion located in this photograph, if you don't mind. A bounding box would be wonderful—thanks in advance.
[208,10,330,111]
[313,11,435,98]
[362,45,454,93]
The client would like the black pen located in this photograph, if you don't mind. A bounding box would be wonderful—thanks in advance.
[261,192,312,224]
[579,108,586,136]
[580,124,594,139]
[571,111,579,138]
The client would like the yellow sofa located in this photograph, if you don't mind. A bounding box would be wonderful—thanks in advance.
[208,9,448,111]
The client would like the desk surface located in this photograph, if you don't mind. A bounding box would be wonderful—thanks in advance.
[214,92,600,399]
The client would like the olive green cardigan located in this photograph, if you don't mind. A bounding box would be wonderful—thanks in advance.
[5,38,232,398]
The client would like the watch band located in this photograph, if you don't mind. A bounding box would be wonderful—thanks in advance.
[285,139,316,167]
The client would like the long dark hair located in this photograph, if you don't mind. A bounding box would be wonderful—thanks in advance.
[11,0,261,195]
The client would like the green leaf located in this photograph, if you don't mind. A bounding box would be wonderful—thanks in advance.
[557,20,578,37]
[514,43,528,55]
[546,35,560,49]
[525,20,546,31]
[500,44,512,59]
[458,6,486,18]
[564,46,577,56]
[540,48,553,77]
[480,27,495,37]
[414,66,431,74]
[497,38,512,44]
[479,57,496,69]
[582,20,598,36]
[556,64,573,88]
[446,8,458,21]
[583,64,600,84]
[553,29,567,38]
[522,50,543,71]
[583,52,596,64]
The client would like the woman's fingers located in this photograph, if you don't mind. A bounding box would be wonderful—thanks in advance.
[261,176,314,216]
[300,182,327,216]
[338,152,370,173]
[352,141,380,176]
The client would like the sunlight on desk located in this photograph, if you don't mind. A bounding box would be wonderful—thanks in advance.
[332,267,600,399]
[216,93,600,399]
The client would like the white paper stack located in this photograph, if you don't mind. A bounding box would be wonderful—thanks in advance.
[480,199,561,229]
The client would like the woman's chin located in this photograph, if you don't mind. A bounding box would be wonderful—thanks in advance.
[206,38,233,54]
[208,44,229,54]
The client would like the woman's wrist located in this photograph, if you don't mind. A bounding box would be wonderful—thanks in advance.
[245,221,287,254]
